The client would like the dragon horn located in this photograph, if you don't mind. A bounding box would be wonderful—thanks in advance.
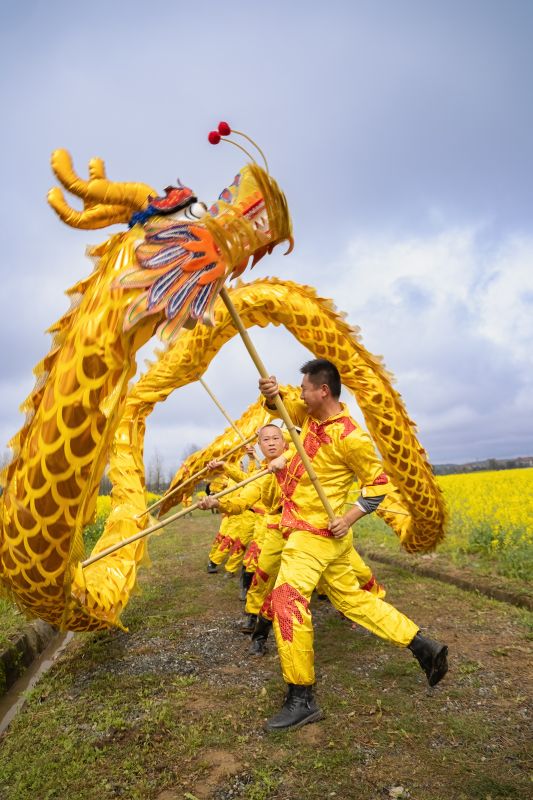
[48,149,157,229]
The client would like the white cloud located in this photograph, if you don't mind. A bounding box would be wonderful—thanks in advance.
[320,224,533,461]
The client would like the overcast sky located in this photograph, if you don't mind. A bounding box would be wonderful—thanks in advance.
[1,1,532,477]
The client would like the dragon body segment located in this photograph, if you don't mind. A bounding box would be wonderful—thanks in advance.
[105,278,445,558]
[0,149,445,633]
[0,231,158,630]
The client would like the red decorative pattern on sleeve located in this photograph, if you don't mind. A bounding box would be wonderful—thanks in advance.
[372,472,389,485]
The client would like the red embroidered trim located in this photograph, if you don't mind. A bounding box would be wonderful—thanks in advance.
[218,535,233,553]
[277,414,357,535]
[360,576,376,592]
[252,506,265,515]
[251,566,269,589]
[260,594,274,621]
[266,582,310,642]
[229,537,246,556]
[243,540,261,569]
[281,499,333,537]
[372,472,389,485]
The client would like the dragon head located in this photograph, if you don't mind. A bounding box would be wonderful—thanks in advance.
[48,125,293,341]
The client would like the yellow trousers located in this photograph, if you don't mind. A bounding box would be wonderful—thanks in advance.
[246,525,289,615]
[242,513,268,573]
[264,530,419,686]
[224,510,256,574]
[208,515,242,566]
[249,529,384,616]
[208,515,231,563]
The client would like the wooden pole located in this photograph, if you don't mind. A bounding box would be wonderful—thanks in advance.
[82,467,270,569]
[219,286,335,521]
[199,377,246,442]
[137,433,257,518]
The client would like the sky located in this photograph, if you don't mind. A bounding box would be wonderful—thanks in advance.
[1,0,532,478]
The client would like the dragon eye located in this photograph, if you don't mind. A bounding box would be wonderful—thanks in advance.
[187,202,207,219]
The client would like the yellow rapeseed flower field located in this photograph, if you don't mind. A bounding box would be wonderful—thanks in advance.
[95,493,161,518]
[355,468,533,581]
[439,468,533,550]
[84,492,164,554]
[437,468,533,580]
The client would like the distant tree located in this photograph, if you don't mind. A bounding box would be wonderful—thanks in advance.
[181,442,200,461]
[147,449,167,493]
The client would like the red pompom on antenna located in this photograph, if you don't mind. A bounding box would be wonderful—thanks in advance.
[208,131,221,144]
[218,121,231,136]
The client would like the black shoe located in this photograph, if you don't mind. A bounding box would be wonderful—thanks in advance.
[207,560,218,574]
[265,685,323,732]
[249,616,272,656]
[239,613,257,634]
[239,568,254,601]
[408,632,449,687]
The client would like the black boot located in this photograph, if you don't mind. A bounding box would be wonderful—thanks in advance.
[239,613,257,634]
[239,568,254,601]
[207,559,218,574]
[249,616,272,656]
[265,684,323,732]
[408,632,448,687]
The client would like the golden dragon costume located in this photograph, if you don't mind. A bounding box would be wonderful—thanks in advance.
[0,144,292,631]
[0,134,446,633]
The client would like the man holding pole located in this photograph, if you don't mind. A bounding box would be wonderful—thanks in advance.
[258,358,448,732]
[206,451,257,576]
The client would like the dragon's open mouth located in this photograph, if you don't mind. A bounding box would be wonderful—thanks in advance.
[244,198,270,235]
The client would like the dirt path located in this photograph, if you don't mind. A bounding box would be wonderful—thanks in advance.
[0,514,531,800]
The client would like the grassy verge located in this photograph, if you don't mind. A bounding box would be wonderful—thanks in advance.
[0,598,28,650]
[355,511,532,599]
[0,513,531,800]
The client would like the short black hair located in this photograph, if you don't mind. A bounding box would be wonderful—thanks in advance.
[300,359,341,399]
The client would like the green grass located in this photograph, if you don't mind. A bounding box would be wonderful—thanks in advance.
[355,511,533,585]
[0,596,28,649]
[0,513,531,800]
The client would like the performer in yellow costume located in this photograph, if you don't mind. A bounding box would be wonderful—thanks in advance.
[206,459,256,576]
[202,444,273,605]
[259,359,449,732]
[201,424,388,649]
[246,431,388,655]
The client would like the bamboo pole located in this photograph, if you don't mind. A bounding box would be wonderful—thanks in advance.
[137,433,257,519]
[199,377,246,442]
[219,286,335,521]
[82,467,270,569]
